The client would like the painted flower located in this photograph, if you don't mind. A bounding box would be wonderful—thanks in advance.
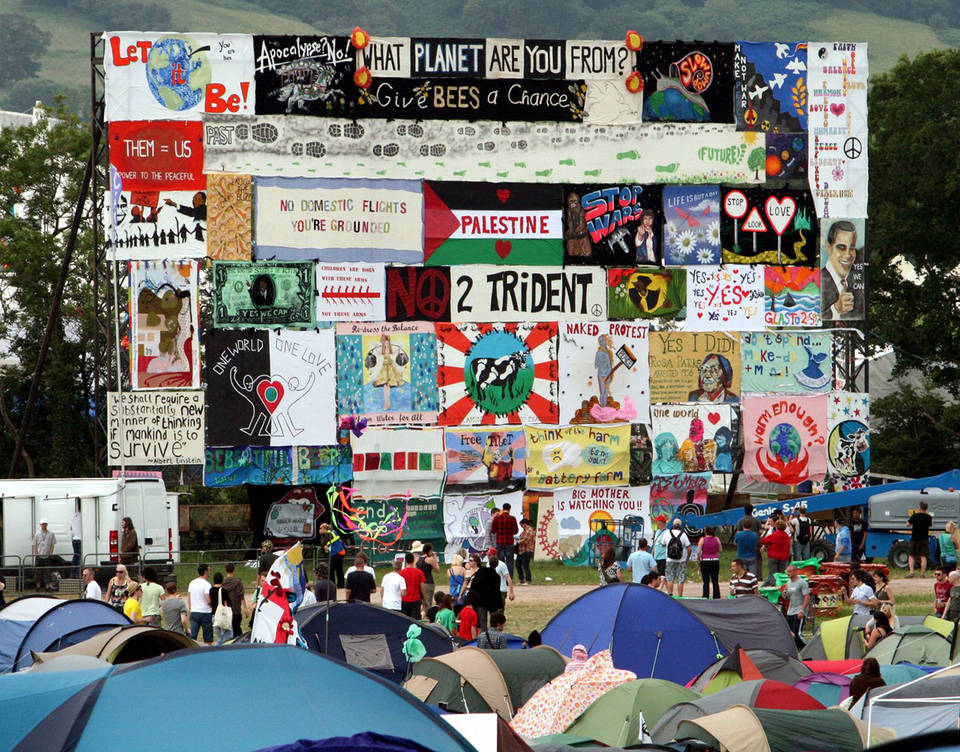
[354,67,373,89]
[664,220,679,238]
[351,27,370,49]
[625,71,643,94]
[697,247,716,264]
[707,221,721,246]
[674,230,697,257]
[832,166,845,181]
[625,30,644,51]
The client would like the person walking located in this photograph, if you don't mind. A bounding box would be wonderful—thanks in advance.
[188,564,213,646]
[400,552,426,619]
[160,581,189,635]
[380,558,406,611]
[729,558,759,597]
[515,518,536,584]
[345,555,377,603]
[491,503,519,578]
[791,503,813,561]
[845,569,876,627]
[783,565,810,650]
[32,519,56,590]
[652,515,669,577]
[119,517,139,570]
[415,543,440,615]
[469,554,502,631]
[664,520,691,597]
[849,507,869,563]
[222,562,248,636]
[908,501,933,578]
[734,519,759,577]
[123,581,146,624]
[761,519,792,586]
[210,572,233,645]
[139,567,164,627]
[698,526,722,599]
[834,517,852,563]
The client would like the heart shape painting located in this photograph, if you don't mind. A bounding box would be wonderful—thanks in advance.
[496,188,511,204]
[829,102,845,117]
[494,239,512,259]
[764,196,797,236]
[256,379,285,414]
[707,411,721,425]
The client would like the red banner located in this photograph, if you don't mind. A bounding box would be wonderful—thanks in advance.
[109,121,205,191]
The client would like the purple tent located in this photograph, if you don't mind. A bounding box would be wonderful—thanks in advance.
[793,671,851,706]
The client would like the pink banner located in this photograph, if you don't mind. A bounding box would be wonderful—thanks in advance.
[742,395,828,484]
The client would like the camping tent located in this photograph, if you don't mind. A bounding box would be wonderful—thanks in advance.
[679,597,798,657]
[32,625,194,664]
[866,626,952,667]
[688,648,811,694]
[650,680,824,744]
[674,705,892,752]
[802,616,866,662]
[0,596,62,673]
[1,645,477,752]
[850,671,960,739]
[404,646,567,719]
[296,601,455,684]
[7,598,129,672]
[564,679,699,746]
[794,665,930,707]
[442,713,536,752]
[511,651,635,740]
[540,585,722,683]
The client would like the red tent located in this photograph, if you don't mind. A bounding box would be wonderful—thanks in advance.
[803,659,863,675]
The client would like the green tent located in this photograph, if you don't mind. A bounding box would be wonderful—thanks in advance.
[676,705,879,752]
[564,679,700,746]
[800,615,866,661]
[404,646,567,720]
[866,625,952,667]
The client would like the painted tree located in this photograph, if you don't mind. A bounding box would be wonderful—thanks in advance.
[0,106,98,476]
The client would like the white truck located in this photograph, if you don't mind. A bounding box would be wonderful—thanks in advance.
[0,477,180,585]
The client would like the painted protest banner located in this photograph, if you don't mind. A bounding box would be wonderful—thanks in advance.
[109,121,205,191]
[335,322,438,425]
[357,36,411,77]
[358,77,588,121]
[442,492,523,560]
[649,473,710,530]
[558,321,650,425]
[263,495,322,540]
[204,444,352,487]
[651,404,735,475]
[607,268,686,321]
[104,33,254,121]
[826,391,869,490]
[316,262,386,322]
[635,42,735,122]
[649,331,741,404]
[445,427,527,485]
[206,173,252,260]
[104,189,206,260]
[253,177,423,263]
[721,186,819,265]
[553,486,651,541]
[525,424,630,489]
[348,494,445,542]
[734,42,808,133]
[204,114,762,184]
[385,266,451,322]
[741,332,833,394]
[765,266,821,327]
[808,43,869,218]
[410,37,487,77]
[685,265,765,332]
[742,395,828,483]
[630,424,654,485]
[436,322,558,426]
[350,427,446,498]
[130,261,200,389]
[821,218,866,321]
[424,181,563,266]
[213,261,315,328]
[204,329,337,446]
[254,35,357,116]
[563,184,662,266]
[107,391,204,466]
[662,185,722,266]
[450,265,606,322]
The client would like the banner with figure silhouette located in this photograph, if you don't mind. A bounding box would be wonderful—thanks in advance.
[650,404,735,475]
[106,189,207,260]
[335,321,438,426]
[741,332,833,394]
[742,395,828,484]
[130,261,200,389]
[204,329,337,446]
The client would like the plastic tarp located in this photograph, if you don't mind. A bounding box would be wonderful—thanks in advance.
[6,645,476,752]
[540,585,725,685]
[296,602,454,684]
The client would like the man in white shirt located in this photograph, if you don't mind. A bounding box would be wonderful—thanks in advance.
[32,519,56,590]
[81,567,102,600]
[188,564,213,645]
[664,520,691,597]
[70,507,82,578]
[380,558,406,611]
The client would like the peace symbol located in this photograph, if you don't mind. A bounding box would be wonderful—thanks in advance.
[591,304,603,317]
[416,269,450,320]
[843,137,862,160]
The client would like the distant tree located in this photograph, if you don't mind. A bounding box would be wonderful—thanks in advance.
[1,79,89,119]
[0,15,51,87]
[871,384,960,478]
[869,50,960,396]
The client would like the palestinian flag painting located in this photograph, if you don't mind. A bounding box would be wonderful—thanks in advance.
[437,322,559,426]
[423,181,563,266]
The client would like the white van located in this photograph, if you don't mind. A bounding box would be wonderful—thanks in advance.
[0,477,180,575]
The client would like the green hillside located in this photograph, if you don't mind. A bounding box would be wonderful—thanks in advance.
[0,0,956,115]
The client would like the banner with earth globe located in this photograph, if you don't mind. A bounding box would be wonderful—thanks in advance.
[741,395,828,484]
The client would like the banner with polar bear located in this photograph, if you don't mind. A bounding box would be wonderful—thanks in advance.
[524,423,630,489]
[826,391,869,490]
[650,404,735,475]
[742,395,828,484]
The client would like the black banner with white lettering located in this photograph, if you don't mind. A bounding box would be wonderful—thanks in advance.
[359,77,587,121]
[254,35,358,116]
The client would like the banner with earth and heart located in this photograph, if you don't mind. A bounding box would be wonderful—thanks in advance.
[741,395,828,484]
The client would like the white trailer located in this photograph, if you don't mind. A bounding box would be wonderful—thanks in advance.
[0,477,179,575]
